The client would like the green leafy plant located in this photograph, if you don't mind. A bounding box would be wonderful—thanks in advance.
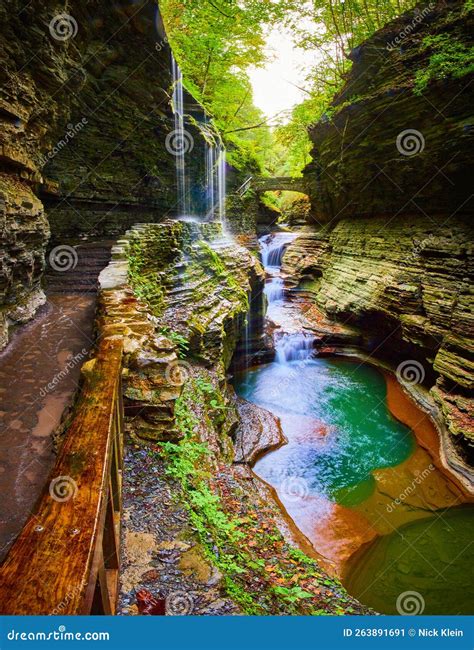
[160,327,190,359]
[414,33,474,94]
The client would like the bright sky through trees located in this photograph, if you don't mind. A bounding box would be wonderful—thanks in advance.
[248,23,316,123]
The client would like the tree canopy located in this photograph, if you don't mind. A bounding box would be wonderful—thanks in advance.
[160,0,298,173]
[161,0,439,176]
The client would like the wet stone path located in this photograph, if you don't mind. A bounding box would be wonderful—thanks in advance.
[0,294,96,560]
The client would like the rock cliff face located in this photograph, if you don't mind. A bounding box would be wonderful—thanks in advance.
[98,220,264,442]
[285,0,474,465]
[0,0,216,349]
[305,0,473,222]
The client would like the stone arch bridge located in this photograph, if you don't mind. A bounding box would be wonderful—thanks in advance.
[237,176,308,196]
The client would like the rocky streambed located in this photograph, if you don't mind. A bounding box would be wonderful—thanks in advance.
[94,220,370,616]
[233,231,474,615]
[94,220,473,616]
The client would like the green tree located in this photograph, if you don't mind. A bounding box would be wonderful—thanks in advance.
[160,0,298,173]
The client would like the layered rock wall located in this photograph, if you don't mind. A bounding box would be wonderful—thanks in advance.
[0,0,216,348]
[287,0,474,464]
[305,0,473,222]
[98,219,264,442]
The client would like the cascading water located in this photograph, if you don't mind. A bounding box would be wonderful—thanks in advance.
[259,231,315,362]
[274,332,315,364]
[260,233,296,269]
[205,141,216,218]
[170,55,226,226]
[265,276,284,303]
[217,147,226,226]
[171,56,191,217]
[260,233,297,306]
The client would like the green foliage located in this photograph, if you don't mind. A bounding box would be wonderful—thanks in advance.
[160,327,190,359]
[272,585,314,603]
[414,33,474,94]
[160,380,247,590]
[275,0,418,173]
[196,241,249,307]
[128,250,166,317]
[160,0,298,173]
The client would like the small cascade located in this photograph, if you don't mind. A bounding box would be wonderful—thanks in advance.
[257,230,315,362]
[265,276,284,303]
[274,332,315,364]
[260,233,296,270]
[171,56,191,217]
[205,142,216,218]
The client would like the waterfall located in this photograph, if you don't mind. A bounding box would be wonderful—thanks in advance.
[170,56,226,225]
[260,233,296,269]
[205,142,216,218]
[265,276,284,303]
[217,147,226,225]
[171,56,191,217]
[260,232,298,305]
[274,332,315,364]
[258,231,316,363]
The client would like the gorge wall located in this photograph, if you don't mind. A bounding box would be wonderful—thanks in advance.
[95,221,368,615]
[0,0,216,349]
[284,0,473,466]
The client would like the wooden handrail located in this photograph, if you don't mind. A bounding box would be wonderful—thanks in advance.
[236,176,253,196]
[0,338,124,615]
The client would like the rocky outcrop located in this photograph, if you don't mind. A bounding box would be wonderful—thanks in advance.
[233,397,286,465]
[305,0,473,222]
[288,0,474,466]
[97,219,264,442]
[0,175,49,347]
[0,0,218,349]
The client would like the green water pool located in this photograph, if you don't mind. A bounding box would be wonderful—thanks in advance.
[233,357,474,614]
[234,358,415,504]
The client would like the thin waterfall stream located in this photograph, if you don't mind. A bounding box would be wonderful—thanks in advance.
[233,230,474,615]
[171,55,226,226]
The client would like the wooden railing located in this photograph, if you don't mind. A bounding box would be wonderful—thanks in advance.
[0,338,124,615]
[236,176,253,196]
